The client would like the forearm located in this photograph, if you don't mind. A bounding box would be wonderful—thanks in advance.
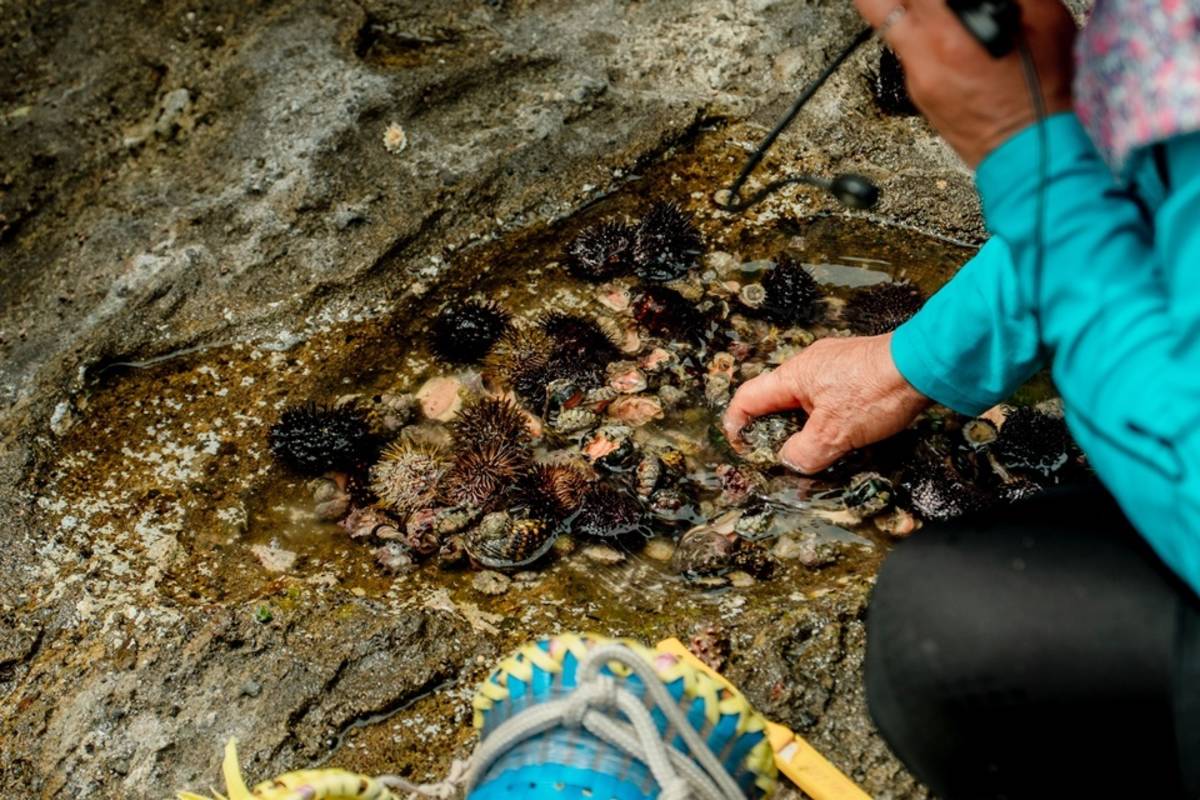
[891,237,1044,415]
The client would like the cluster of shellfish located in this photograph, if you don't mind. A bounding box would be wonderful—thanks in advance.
[266,201,1084,583]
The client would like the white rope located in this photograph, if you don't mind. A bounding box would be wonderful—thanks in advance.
[378,643,747,800]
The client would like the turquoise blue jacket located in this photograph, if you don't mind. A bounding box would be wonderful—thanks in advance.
[891,113,1200,596]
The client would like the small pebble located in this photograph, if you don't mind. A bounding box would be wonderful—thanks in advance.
[581,544,626,564]
[644,537,676,561]
[250,544,296,573]
[727,570,755,588]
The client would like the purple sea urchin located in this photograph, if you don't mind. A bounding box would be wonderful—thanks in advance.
[759,257,822,325]
[993,407,1076,478]
[484,324,554,406]
[369,441,446,516]
[572,482,646,540]
[633,202,703,282]
[843,280,925,336]
[632,286,705,341]
[900,451,995,522]
[429,299,511,364]
[439,438,532,509]
[539,312,621,394]
[518,463,592,520]
[566,220,636,282]
[268,402,375,476]
[451,396,530,447]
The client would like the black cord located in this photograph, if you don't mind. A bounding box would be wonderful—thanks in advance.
[1016,32,1047,290]
[717,26,875,211]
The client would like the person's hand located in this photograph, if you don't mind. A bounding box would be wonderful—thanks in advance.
[723,334,931,473]
[856,0,1076,167]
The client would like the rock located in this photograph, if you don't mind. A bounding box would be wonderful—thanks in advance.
[417,376,465,422]
[643,537,676,561]
[472,570,512,595]
[250,543,297,573]
[728,570,755,588]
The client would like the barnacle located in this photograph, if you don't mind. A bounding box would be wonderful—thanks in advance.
[631,285,705,341]
[268,402,375,476]
[843,280,925,336]
[759,257,822,325]
[566,220,636,281]
[369,441,446,516]
[633,201,703,282]
[429,299,511,364]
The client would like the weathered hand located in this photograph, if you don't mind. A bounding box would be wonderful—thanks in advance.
[722,334,931,473]
[855,0,1076,168]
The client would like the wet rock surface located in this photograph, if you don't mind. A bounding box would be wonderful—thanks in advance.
[0,0,1062,796]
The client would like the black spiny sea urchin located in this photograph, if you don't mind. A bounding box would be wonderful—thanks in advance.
[843,280,925,336]
[760,257,823,325]
[269,402,375,476]
[539,312,621,393]
[369,442,446,516]
[633,202,704,282]
[870,48,918,117]
[429,299,511,364]
[993,407,1076,478]
[566,220,637,282]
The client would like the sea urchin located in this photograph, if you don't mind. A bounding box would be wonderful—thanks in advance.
[429,299,511,364]
[566,220,636,282]
[633,202,704,282]
[369,441,446,516]
[759,257,823,325]
[843,280,925,336]
[268,402,375,476]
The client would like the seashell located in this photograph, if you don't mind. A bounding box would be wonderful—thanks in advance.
[554,407,599,434]
[341,507,400,541]
[607,362,648,394]
[634,454,662,497]
[606,395,664,427]
[640,347,675,373]
[874,507,920,538]
[657,384,687,411]
[311,477,351,521]
[582,426,631,465]
[581,544,626,564]
[584,385,618,411]
[463,512,557,570]
[716,463,768,507]
[740,412,806,466]
[435,505,480,535]
[404,508,442,556]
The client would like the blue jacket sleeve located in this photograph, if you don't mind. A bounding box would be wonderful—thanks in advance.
[890,236,1044,416]
[973,114,1200,594]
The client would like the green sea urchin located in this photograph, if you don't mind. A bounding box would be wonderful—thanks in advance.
[843,280,925,336]
[429,299,511,364]
[633,202,703,282]
[566,220,636,281]
[369,441,446,516]
[759,257,822,325]
[268,402,375,476]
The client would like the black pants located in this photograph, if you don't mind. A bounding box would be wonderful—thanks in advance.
[866,484,1200,799]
